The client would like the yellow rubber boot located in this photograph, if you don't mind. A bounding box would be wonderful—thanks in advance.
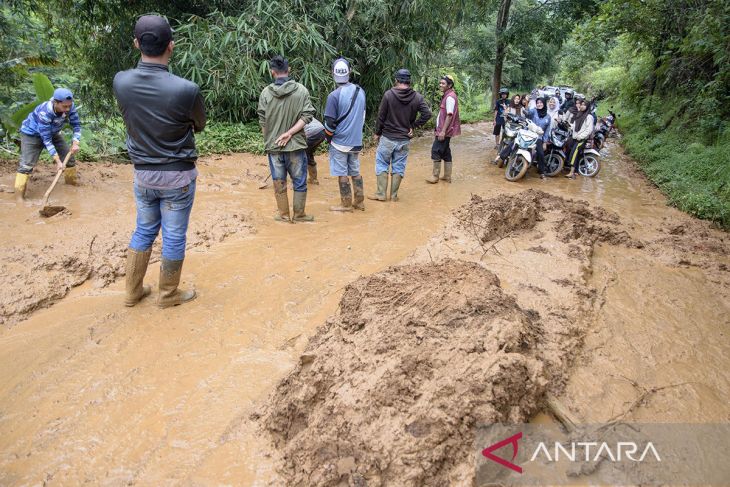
[14,173,29,201]
[63,166,78,185]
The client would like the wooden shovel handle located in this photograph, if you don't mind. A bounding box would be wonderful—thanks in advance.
[41,151,73,207]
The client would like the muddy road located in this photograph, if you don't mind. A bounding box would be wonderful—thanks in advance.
[0,124,728,485]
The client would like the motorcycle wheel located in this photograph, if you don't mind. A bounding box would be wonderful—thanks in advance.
[505,155,529,181]
[578,155,600,177]
[545,153,564,177]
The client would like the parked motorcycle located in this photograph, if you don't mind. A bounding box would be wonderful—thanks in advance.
[497,113,523,168]
[504,117,545,181]
[576,138,602,177]
[544,121,570,176]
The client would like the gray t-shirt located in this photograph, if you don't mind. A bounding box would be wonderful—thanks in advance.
[304,118,325,139]
[134,167,198,190]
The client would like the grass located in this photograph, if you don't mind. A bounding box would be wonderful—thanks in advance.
[609,100,730,229]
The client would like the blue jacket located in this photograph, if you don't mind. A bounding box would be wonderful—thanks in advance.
[20,99,82,156]
[526,108,551,142]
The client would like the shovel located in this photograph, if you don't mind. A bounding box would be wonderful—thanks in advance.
[258,173,271,189]
[39,151,73,218]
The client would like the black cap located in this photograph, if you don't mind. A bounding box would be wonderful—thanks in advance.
[395,68,411,83]
[134,15,173,49]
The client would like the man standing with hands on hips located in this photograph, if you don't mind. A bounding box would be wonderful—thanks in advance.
[113,15,206,309]
[426,75,460,184]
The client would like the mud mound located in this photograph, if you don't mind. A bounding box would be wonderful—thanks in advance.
[260,260,548,486]
[456,190,638,249]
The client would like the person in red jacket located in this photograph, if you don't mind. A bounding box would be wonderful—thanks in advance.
[426,75,461,184]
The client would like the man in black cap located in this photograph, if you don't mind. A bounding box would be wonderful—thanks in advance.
[368,68,431,202]
[113,15,206,309]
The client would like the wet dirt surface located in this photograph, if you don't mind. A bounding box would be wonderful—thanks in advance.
[0,124,728,485]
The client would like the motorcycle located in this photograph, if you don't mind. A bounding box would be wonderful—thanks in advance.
[593,119,609,150]
[496,113,523,168]
[544,121,570,177]
[576,138,601,177]
[504,117,545,182]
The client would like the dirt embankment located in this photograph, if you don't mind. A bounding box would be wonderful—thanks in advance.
[257,189,724,486]
[0,159,258,326]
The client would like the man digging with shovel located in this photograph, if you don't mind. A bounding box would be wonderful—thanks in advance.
[14,87,81,201]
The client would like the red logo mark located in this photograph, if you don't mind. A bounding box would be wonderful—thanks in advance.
[482,431,523,473]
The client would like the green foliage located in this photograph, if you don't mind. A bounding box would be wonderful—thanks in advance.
[173,7,336,122]
[609,98,730,229]
[196,122,265,155]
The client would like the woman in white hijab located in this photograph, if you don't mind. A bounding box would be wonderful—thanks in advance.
[547,97,561,128]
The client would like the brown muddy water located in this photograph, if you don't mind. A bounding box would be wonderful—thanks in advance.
[0,123,728,485]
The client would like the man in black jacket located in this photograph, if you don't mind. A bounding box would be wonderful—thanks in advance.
[368,69,431,202]
[113,15,206,309]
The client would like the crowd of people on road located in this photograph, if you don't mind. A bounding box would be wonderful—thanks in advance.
[492,86,596,179]
[11,14,609,310]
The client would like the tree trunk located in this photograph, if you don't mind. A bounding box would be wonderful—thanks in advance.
[491,0,512,104]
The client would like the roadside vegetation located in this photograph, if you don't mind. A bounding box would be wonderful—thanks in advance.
[1,0,727,226]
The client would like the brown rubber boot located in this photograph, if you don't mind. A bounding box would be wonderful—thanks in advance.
[367,172,388,201]
[426,160,441,184]
[307,164,319,185]
[158,258,196,308]
[272,179,291,222]
[352,175,365,210]
[292,191,314,222]
[440,162,452,183]
[390,174,403,201]
[330,177,353,212]
[124,248,152,307]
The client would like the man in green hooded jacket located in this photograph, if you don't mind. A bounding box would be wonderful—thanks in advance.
[257,55,316,222]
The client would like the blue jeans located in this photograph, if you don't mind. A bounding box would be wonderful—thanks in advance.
[329,146,361,176]
[268,151,307,192]
[375,136,410,176]
[129,180,196,260]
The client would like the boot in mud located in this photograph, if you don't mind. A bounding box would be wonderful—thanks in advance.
[426,160,441,184]
[14,173,29,201]
[272,179,291,222]
[330,176,354,212]
[307,164,319,185]
[124,248,152,307]
[367,172,388,201]
[440,162,453,183]
[293,191,314,222]
[352,175,365,211]
[157,258,196,308]
[390,174,403,201]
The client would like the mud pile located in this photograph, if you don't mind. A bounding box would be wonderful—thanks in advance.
[260,191,648,486]
[0,162,255,326]
[261,260,547,486]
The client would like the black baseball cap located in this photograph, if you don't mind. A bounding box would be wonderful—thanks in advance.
[395,69,411,83]
[134,15,173,49]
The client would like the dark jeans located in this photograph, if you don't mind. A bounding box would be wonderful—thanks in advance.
[18,133,76,174]
[535,140,546,174]
[305,130,326,167]
[431,136,452,162]
[268,150,308,192]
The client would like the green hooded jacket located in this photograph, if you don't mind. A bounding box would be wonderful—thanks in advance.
[257,79,316,153]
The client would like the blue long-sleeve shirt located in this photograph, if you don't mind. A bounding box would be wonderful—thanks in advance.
[526,108,551,142]
[20,99,82,156]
